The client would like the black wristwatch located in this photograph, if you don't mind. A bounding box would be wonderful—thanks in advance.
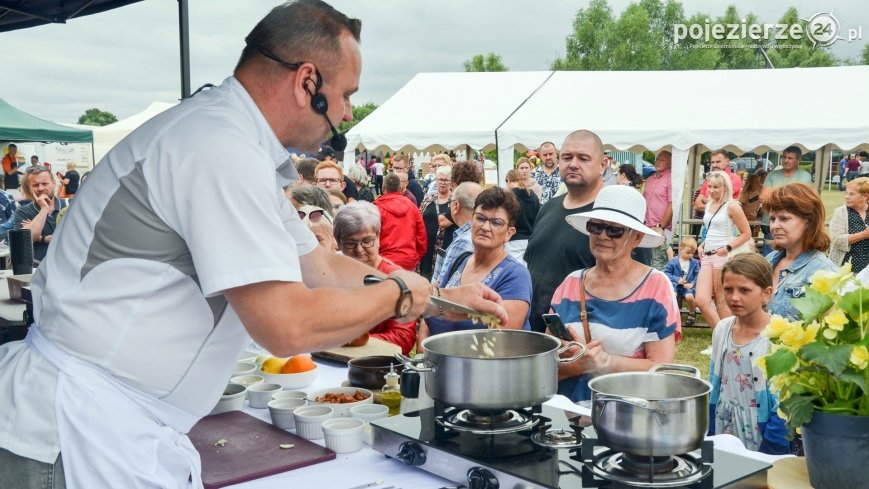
[725,244,733,252]
[385,276,413,319]
[363,274,413,319]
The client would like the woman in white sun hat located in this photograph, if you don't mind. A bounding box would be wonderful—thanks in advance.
[548,185,681,402]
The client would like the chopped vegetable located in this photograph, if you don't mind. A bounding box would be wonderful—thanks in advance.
[468,312,501,330]
[279,443,295,449]
[213,439,228,447]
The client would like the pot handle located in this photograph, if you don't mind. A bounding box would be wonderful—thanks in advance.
[595,395,670,425]
[394,353,435,373]
[650,363,701,379]
[556,341,587,363]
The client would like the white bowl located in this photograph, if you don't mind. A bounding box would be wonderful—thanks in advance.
[210,383,246,415]
[238,349,261,364]
[260,365,319,389]
[350,404,389,422]
[234,361,257,376]
[272,390,307,402]
[293,405,334,439]
[230,374,264,387]
[308,387,373,417]
[322,418,364,453]
[267,398,307,430]
[247,383,283,409]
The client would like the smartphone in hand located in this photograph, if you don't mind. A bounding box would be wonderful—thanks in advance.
[542,313,573,341]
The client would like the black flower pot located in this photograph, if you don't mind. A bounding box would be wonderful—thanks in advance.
[802,411,869,489]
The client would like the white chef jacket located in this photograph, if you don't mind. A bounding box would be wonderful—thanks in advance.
[0,76,318,478]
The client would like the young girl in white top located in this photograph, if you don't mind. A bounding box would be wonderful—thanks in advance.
[696,171,753,326]
[708,253,792,454]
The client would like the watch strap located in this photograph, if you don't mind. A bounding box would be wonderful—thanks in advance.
[384,276,411,319]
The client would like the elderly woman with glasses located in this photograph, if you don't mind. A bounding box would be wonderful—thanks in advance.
[551,185,680,402]
[332,201,417,354]
[418,166,455,280]
[417,187,532,350]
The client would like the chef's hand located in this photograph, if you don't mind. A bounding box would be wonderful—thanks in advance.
[439,282,508,326]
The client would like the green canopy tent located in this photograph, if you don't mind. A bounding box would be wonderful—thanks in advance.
[0,97,93,143]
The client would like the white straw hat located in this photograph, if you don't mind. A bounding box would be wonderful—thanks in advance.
[565,185,664,248]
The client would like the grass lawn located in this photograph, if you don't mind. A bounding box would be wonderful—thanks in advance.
[819,186,844,223]
[674,326,713,380]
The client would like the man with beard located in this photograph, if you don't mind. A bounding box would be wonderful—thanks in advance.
[13,166,67,261]
[530,141,561,205]
[524,130,650,333]
[693,149,742,213]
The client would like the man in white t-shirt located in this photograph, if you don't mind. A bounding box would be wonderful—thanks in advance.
[0,2,505,488]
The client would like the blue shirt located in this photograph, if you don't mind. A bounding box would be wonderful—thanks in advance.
[432,222,472,285]
[427,254,532,334]
[766,250,836,320]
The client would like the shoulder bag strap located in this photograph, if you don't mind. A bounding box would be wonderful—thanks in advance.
[579,269,592,343]
[445,251,473,285]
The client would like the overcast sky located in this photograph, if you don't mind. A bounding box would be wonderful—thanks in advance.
[1,0,865,124]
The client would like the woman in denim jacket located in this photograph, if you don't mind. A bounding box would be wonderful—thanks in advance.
[762,183,836,320]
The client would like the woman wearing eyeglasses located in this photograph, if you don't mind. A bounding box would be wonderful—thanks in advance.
[551,185,680,402]
[417,187,532,350]
[418,166,455,280]
[331,201,416,354]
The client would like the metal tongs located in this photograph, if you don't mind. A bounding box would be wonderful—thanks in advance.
[363,275,481,316]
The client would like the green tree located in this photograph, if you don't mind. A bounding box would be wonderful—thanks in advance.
[667,13,722,70]
[712,6,765,69]
[463,53,508,72]
[338,102,378,133]
[551,0,615,70]
[77,108,118,126]
[862,44,869,64]
[765,7,838,68]
[608,4,663,69]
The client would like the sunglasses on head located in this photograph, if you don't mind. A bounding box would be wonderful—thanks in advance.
[586,221,629,239]
[299,209,326,222]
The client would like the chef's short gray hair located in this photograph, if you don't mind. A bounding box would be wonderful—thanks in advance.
[333,201,381,240]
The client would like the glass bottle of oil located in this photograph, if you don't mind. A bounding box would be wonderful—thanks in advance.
[381,364,402,416]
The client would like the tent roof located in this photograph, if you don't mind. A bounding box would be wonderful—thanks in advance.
[346,66,869,157]
[0,0,143,32]
[497,65,869,154]
[0,97,92,143]
[345,71,553,153]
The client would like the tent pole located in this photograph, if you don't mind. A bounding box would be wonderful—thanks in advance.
[178,0,191,99]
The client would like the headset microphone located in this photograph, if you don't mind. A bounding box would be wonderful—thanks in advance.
[307,72,347,151]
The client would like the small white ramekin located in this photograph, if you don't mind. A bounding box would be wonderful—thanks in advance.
[322,417,364,453]
[292,405,334,439]
[267,398,307,430]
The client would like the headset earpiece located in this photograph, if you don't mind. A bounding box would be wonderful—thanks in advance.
[305,72,329,115]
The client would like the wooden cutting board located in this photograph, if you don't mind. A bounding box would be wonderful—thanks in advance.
[313,337,401,363]
[768,457,812,489]
[189,411,335,489]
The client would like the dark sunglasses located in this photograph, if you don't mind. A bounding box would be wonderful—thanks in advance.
[299,209,326,222]
[586,221,629,239]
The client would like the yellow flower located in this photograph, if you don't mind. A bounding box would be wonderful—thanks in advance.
[823,328,839,340]
[779,321,819,350]
[825,309,848,331]
[809,263,852,295]
[850,346,869,371]
[764,315,791,339]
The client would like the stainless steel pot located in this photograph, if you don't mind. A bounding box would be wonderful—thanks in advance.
[588,364,711,456]
[397,330,585,412]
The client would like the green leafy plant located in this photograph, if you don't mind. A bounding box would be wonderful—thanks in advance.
[759,264,869,430]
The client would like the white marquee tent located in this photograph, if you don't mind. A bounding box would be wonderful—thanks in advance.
[82,101,176,163]
[344,65,869,221]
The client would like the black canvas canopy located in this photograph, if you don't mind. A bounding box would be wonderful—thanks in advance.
[0,0,144,32]
[0,97,92,143]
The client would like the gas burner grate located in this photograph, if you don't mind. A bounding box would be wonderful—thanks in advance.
[437,408,539,435]
[580,439,714,489]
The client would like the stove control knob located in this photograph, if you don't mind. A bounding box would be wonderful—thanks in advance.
[467,467,499,489]
[396,442,426,466]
